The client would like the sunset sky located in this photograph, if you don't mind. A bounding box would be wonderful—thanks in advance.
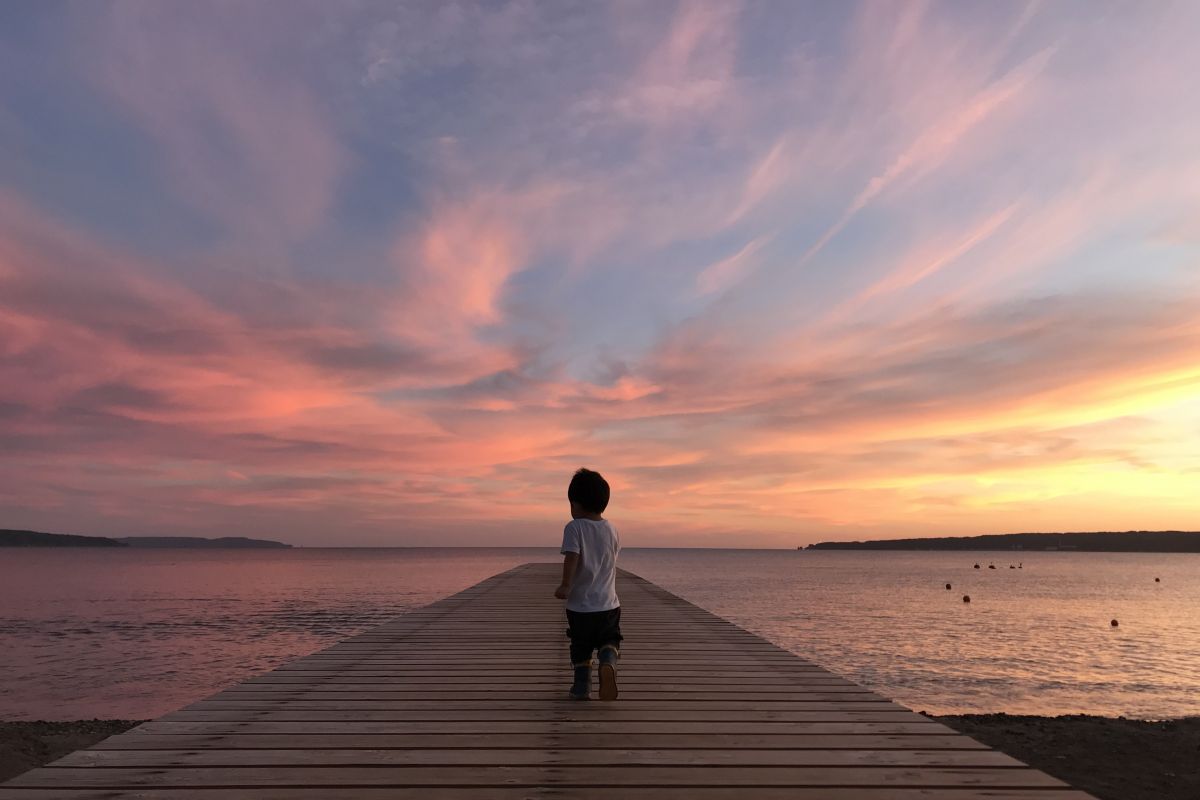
[2,2,1199,547]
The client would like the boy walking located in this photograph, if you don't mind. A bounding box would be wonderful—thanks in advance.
[554,468,621,700]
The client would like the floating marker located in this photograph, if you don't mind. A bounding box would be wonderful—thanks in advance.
[1155,577,1161,583]
[1111,619,1119,627]
[963,595,971,603]
[945,583,952,590]
[974,564,980,569]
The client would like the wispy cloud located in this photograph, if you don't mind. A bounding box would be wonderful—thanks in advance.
[792,45,1056,271]
[822,203,1019,324]
[694,236,769,296]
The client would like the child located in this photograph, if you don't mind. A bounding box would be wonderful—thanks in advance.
[554,468,621,700]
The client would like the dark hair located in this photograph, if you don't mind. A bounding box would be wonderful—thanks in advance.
[568,468,610,514]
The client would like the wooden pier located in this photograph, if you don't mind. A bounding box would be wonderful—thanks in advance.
[1,563,1094,799]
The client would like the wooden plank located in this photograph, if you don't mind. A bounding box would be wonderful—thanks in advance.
[157,706,913,721]
[323,644,807,651]
[88,733,993,751]
[219,678,863,687]
[282,662,818,669]
[129,721,970,735]
[242,674,853,684]
[157,700,902,714]
[211,685,873,697]
[0,563,1095,799]
[196,690,888,700]
[0,788,1099,799]
[257,671,835,679]
[228,680,860,689]
[5,765,1069,788]
[54,747,1024,768]
[269,664,829,671]
[290,654,812,662]
[163,700,911,712]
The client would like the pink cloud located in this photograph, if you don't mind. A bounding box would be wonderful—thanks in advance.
[398,202,524,330]
[602,1,742,129]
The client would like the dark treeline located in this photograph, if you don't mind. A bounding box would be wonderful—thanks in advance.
[0,529,124,547]
[1,529,291,548]
[115,536,291,549]
[807,531,1200,552]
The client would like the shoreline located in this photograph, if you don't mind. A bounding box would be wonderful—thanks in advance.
[0,719,142,785]
[934,713,1199,800]
[2,715,1197,799]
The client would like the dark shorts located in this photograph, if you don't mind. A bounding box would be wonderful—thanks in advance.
[565,607,622,664]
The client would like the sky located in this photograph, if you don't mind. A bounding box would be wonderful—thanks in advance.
[1,1,1199,547]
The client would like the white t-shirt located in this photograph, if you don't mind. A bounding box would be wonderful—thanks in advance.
[560,518,620,613]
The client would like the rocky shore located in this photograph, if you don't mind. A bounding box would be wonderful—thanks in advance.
[0,720,142,783]
[935,713,1200,800]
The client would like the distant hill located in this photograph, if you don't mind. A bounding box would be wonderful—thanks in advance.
[1,529,291,548]
[117,536,292,549]
[0,529,125,547]
[806,531,1200,552]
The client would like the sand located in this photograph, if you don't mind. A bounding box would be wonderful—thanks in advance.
[0,720,142,783]
[2,715,1198,798]
[935,714,1200,800]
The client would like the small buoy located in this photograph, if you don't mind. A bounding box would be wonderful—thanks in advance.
[1019,563,1023,569]
[1009,565,1015,569]
[1155,577,1160,583]
[988,564,996,570]
[945,583,952,590]
[1111,619,1119,627]
[963,595,971,603]
[974,563,980,569]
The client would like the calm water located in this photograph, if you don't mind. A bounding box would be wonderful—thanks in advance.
[1,548,1197,720]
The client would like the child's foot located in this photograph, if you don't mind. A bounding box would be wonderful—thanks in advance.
[597,646,619,701]
[568,664,590,700]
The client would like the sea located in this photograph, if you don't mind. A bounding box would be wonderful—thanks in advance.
[1,547,1197,721]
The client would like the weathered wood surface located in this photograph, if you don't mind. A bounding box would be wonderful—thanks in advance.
[0,563,1095,799]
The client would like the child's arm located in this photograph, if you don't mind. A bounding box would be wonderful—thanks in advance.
[554,553,579,599]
